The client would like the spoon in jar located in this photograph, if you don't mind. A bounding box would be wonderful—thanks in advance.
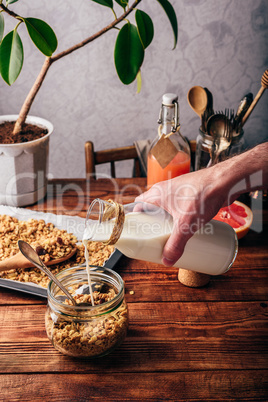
[207,113,233,165]
[18,240,77,306]
[187,86,208,119]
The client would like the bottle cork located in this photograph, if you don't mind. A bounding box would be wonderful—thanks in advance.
[178,268,210,287]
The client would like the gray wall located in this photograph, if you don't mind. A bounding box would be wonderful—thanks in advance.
[0,0,267,178]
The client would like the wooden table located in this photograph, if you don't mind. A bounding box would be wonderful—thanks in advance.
[1,178,267,401]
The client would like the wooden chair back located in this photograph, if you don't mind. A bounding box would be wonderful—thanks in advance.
[85,140,196,179]
[85,141,141,179]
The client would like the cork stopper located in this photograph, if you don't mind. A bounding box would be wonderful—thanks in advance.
[178,269,210,287]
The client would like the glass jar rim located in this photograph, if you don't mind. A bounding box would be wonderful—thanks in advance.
[199,126,244,139]
[47,265,125,315]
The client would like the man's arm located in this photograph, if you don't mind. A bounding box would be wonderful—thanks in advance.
[136,142,268,266]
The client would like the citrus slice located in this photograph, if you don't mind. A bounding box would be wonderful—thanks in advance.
[213,200,253,239]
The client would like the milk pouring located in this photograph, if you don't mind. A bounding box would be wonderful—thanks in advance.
[83,199,238,276]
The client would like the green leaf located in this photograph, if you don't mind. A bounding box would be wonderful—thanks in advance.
[135,10,154,49]
[0,29,23,85]
[91,0,113,8]
[0,13,4,44]
[114,0,128,8]
[136,70,142,93]
[155,0,178,48]
[6,0,19,4]
[24,18,57,57]
[114,22,144,85]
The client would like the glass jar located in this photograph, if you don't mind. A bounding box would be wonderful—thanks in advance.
[228,129,245,157]
[195,128,214,170]
[147,93,190,188]
[195,127,245,170]
[45,266,128,358]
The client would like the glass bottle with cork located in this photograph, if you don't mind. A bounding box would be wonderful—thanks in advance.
[147,93,191,188]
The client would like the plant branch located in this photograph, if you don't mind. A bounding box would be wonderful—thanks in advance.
[50,0,142,63]
[13,58,52,134]
[0,3,19,19]
[12,0,142,134]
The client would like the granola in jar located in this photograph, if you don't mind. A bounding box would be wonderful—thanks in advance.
[45,266,128,358]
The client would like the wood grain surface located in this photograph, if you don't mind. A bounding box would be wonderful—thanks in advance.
[0,178,267,401]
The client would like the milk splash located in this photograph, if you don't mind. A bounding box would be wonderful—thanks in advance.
[82,239,95,306]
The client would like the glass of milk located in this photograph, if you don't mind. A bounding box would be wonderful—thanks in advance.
[84,199,238,276]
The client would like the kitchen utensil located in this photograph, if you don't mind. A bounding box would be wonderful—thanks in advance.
[0,245,77,272]
[224,108,235,122]
[207,113,233,165]
[18,240,77,305]
[200,88,214,131]
[207,113,228,138]
[204,87,214,114]
[233,93,253,132]
[17,241,102,304]
[241,69,268,127]
[187,86,208,118]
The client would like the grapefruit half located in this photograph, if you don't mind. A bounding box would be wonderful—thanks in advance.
[213,200,253,239]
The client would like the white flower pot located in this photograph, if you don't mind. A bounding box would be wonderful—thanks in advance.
[0,115,53,207]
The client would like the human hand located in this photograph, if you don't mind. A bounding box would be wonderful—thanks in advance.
[136,142,268,265]
[135,167,229,266]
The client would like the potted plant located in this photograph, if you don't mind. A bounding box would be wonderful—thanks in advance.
[0,0,177,206]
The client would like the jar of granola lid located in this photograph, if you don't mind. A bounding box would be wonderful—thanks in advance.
[45,266,128,358]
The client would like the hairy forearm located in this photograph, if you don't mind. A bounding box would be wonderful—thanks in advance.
[213,142,268,203]
[136,141,267,265]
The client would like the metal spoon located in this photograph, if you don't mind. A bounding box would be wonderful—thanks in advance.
[207,113,227,138]
[187,86,208,118]
[207,113,233,165]
[18,240,77,306]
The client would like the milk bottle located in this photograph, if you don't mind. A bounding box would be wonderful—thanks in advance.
[83,199,238,276]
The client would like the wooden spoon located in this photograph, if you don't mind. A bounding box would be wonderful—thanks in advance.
[187,86,208,118]
[241,69,268,127]
[0,246,77,273]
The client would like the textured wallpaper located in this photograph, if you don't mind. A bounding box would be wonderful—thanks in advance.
[0,0,267,178]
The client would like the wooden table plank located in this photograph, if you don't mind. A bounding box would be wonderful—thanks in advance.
[1,301,267,373]
[0,178,267,401]
[1,264,268,306]
[1,252,268,306]
[1,371,267,401]
[30,178,147,216]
